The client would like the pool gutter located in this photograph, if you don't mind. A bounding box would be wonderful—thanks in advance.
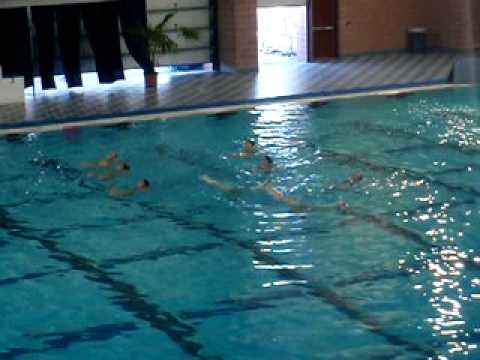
[0,82,471,135]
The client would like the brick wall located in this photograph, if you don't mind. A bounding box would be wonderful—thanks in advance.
[338,0,480,55]
[217,0,258,71]
[423,0,480,50]
[217,0,480,69]
[338,0,426,55]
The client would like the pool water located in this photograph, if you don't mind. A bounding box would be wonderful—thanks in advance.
[1,87,480,360]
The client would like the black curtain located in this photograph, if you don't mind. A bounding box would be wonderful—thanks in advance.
[82,2,125,83]
[0,2,145,89]
[119,0,153,73]
[0,8,33,87]
[31,6,56,89]
[56,5,82,88]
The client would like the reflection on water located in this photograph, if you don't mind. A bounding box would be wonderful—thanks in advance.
[247,100,480,358]
[3,89,480,359]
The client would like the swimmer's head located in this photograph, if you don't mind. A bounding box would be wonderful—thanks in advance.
[245,139,255,148]
[137,179,150,191]
[117,162,130,171]
[258,155,274,172]
[349,174,363,184]
[107,152,118,161]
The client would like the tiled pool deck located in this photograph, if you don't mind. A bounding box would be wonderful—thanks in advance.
[0,51,458,132]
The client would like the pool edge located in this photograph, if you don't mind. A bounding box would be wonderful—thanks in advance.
[0,82,471,135]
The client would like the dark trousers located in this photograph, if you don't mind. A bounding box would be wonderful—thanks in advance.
[31,6,56,89]
[0,8,33,87]
[56,5,82,87]
[119,0,153,73]
[82,2,125,83]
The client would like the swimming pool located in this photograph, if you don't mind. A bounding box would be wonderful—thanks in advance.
[0,86,479,360]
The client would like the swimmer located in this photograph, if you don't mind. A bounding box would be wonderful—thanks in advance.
[260,180,346,212]
[200,175,241,194]
[257,155,274,173]
[89,161,130,181]
[81,152,118,169]
[329,173,364,191]
[230,139,257,158]
[109,179,150,198]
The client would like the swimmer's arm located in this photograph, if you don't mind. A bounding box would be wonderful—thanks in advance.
[81,159,113,169]
[97,171,118,181]
[109,186,136,198]
[310,201,348,211]
[87,170,112,180]
[227,151,254,158]
[81,161,99,169]
[265,188,285,201]
[256,181,285,200]
[285,197,347,213]
[200,175,240,193]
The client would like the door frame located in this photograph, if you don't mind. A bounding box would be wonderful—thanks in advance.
[307,0,339,61]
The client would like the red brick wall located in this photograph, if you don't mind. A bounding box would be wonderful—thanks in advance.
[217,0,258,70]
[338,0,426,55]
[217,0,480,69]
[423,0,480,49]
[338,0,480,55]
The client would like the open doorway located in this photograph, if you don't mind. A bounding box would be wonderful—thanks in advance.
[257,6,307,64]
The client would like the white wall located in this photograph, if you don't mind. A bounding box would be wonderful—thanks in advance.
[145,0,211,65]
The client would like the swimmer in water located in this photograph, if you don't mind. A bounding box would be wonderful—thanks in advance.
[109,179,150,198]
[89,161,130,181]
[329,173,364,191]
[200,175,241,194]
[257,155,274,173]
[260,180,346,212]
[81,152,118,169]
[230,139,257,158]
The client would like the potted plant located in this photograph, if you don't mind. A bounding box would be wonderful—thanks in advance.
[143,13,200,88]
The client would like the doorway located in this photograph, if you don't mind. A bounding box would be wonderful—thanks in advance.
[257,5,307,64]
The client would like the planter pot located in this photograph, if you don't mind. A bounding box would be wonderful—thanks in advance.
[145,72,158,88]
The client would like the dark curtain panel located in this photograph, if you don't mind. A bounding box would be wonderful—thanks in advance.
[0,8,33,87]
[31,6,56,89]
[82,2,125,83]
[56,4,82,88]
[119,0,153,73]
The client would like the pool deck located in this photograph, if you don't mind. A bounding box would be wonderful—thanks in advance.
[0,51,458,132]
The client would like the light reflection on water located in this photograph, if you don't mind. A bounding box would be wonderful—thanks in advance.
[247,98,480,358]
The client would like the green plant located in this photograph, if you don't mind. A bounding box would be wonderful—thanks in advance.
[143,13,200,69]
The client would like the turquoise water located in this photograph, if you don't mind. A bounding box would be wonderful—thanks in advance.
[1,87,480,359]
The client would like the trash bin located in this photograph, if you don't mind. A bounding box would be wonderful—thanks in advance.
[407,27,427,53]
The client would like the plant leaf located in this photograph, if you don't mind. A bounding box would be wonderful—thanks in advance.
[157,12,176,30]
[179,27,200,40]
